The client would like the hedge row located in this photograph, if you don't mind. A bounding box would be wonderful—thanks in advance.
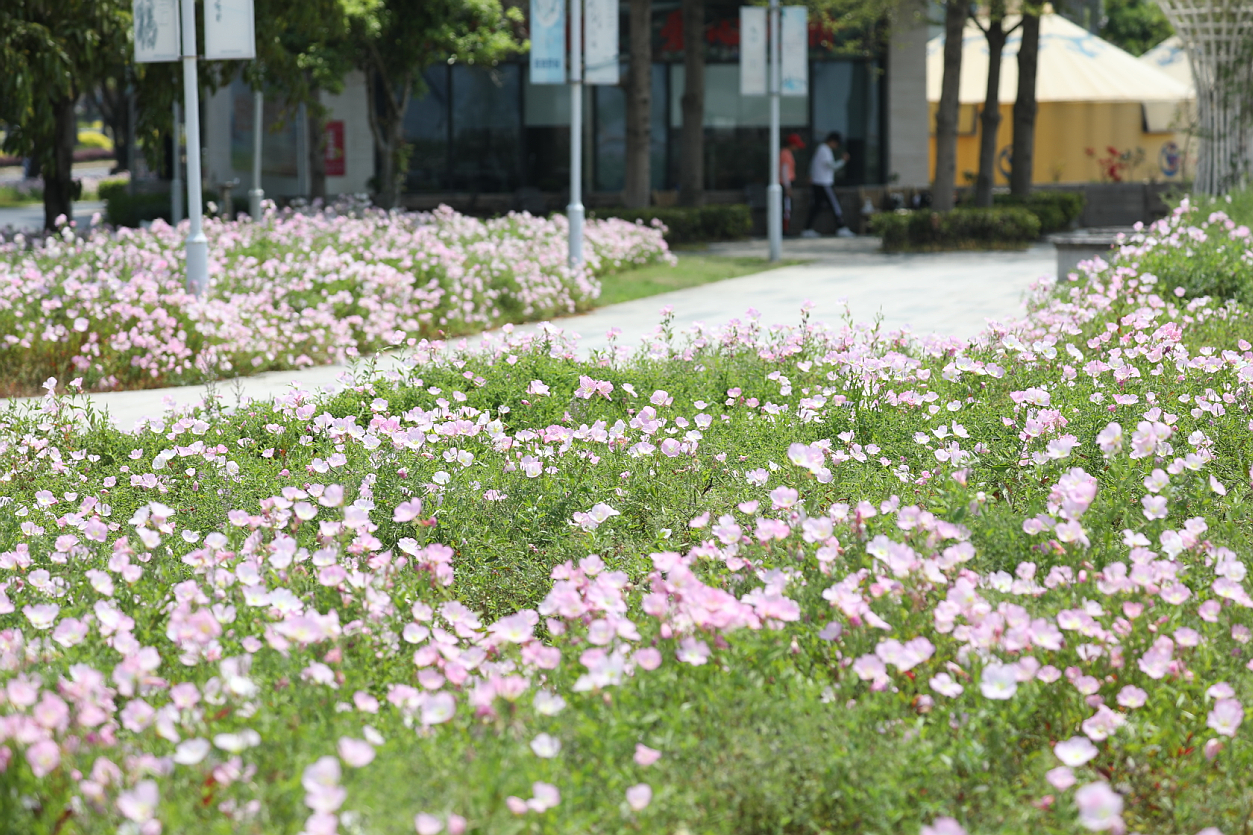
[589,205,752,245]
[870,207,1041,253]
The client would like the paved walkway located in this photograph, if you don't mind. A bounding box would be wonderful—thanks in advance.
[0,201,107,233]
[2,238,1057,431]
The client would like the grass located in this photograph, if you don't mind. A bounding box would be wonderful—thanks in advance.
[597,254,799,306]
[0,184,40,208]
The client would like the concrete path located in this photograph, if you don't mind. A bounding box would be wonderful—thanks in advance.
[0,200,107,233]
[2,239,1056,431]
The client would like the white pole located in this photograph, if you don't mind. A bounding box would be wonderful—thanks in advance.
[767,0,782,261]
[249,87,265,220]
[568,0,584,268]
[172,101,184,225]
[181,0,208,296]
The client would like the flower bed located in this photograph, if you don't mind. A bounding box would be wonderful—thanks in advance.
[1,200,1252,834]
[0,204,673,397]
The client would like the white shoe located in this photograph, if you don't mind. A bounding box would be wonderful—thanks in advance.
[836,227,856,238]
[800,229,820,238]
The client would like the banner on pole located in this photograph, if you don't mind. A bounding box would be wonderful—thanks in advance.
[133,0,181,63]
[530,0,566,84]
[739,7,767,96]
[205,0,257,60]
[781,6,808,96]
[584,0,619,85]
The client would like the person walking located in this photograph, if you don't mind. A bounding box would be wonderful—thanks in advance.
[802,131,854,238]
[779,133,804,234]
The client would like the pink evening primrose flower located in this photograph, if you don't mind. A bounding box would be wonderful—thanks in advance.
[634,744,662,766]
[625,783,653,811]
[920,817,967,835]
[1073,781,1123,831]
[980,663,1018,700]
[1208,699,1244,737]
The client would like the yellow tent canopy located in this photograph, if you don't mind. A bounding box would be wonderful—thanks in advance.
[926,14,1194,186]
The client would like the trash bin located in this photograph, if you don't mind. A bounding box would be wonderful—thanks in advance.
[1049,227,1134,280]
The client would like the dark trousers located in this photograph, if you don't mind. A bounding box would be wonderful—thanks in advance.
[804,184,844,230]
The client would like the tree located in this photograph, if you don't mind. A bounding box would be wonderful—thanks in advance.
[1009,4,1040,196]
[972,1,1019,207]
[932,0,970,210]
[0,0,131,229]
[1099,0,1172,55]
[679,0,705,207]
[345,0,523,210]
[623,0,652,208]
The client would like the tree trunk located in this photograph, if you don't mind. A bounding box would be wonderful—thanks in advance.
[1010,10,1040,197]
[932,0,969,211]
[623,0,652,208]
[44,96,78,230]
[679,0,704,207]
[974,14,1010,208]
[365,68,411,210]
[308,101,327,201]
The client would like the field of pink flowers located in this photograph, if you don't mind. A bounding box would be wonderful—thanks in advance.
[0,204,672,397]
[1,199,1253,834]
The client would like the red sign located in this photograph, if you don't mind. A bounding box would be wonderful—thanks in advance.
[324,121,345,177]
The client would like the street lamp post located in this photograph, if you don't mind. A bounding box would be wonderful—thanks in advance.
[180,0,208,295]
[767,0,782,261]
[568,0,584,269]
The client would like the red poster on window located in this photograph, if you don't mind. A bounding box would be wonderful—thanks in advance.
[324,121,345,176]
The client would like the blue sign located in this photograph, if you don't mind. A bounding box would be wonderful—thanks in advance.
[531,0,566,85]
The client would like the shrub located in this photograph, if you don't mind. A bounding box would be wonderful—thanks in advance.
[993,191,1085,234]
[871,206,1041,252]
[100,180,173,228]
[590,204,752,245]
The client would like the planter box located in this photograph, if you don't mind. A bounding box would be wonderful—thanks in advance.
[1050,227,1134,279]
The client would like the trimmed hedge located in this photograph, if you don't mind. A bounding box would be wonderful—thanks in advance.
[993,191,1085,234]
[100,180,245,228]
[870,207,1041,253]
[589,204,751,245]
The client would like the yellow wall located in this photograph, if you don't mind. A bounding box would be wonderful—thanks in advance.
[927,101,1191,186]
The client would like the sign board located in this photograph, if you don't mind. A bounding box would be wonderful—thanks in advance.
[530,0,566,84]
[205,0,257,60]
[133,0,181,63]
[584,0,619,84]
[780,6,808,96]
[739,7,767,96]
[324,121,346,177]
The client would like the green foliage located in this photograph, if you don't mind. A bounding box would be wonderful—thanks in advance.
[1099,0,1173,56]
[871,207,1041,252]
[590,205,753,245]
[993,191,1085,234]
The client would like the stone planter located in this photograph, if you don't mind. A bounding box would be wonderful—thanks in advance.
[1050,227,1135,280]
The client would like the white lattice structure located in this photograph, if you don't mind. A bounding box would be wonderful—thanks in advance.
[1156,0,1253,193]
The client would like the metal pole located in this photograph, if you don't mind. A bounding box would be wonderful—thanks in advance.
[767,0,782,261]
[249,87,265,220]
[172,102,184,224]
[568,0,584,268]
[181,0,208,296]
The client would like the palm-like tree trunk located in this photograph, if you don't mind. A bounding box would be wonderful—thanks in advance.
[974,6,1016,207]
[44,95,78,229]
[623,0,652,208]
[932,0,970,211]
[1010,8,1040,197]
[679,0,704,207]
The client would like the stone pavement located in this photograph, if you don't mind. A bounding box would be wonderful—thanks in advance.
[1,238,1056,431]
[0,200,107,233]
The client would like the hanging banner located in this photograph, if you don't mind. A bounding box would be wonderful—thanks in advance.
[740,7,767,96]
[205,0,257,60]
[780,6,808,96]
[530,0,566,84]
[584,0,619,85]
[133,0,181,63]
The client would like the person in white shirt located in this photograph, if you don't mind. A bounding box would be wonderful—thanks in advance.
[802,131,854,238]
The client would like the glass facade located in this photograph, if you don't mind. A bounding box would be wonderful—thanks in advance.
[401,2,887,194]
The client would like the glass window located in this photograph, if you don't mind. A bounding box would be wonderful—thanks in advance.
[811,59,883,185]
[592,64,668,192]
[449,64,523,192]
[405,67,450,192]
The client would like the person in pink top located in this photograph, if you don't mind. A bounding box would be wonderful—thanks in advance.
[779,133,804,234]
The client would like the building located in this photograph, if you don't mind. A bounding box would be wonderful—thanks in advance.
[203,0,929,206]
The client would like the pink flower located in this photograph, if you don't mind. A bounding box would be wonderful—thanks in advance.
[1055,736,1098,766]
[394,499,424,522]
[634,744,662,766]
[1208,699,1244,737]
[25,739,60,777]
[527,781,561,813]
[1046,766,1076,791]
[338,736,376,767]
[1115,686,1146,708]
[921,817,966,835]
[625,783,652,811]
[117,779,159,823]
[1074,782,1123,831]
[980,663,1018,700]
[415,813,444,835]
